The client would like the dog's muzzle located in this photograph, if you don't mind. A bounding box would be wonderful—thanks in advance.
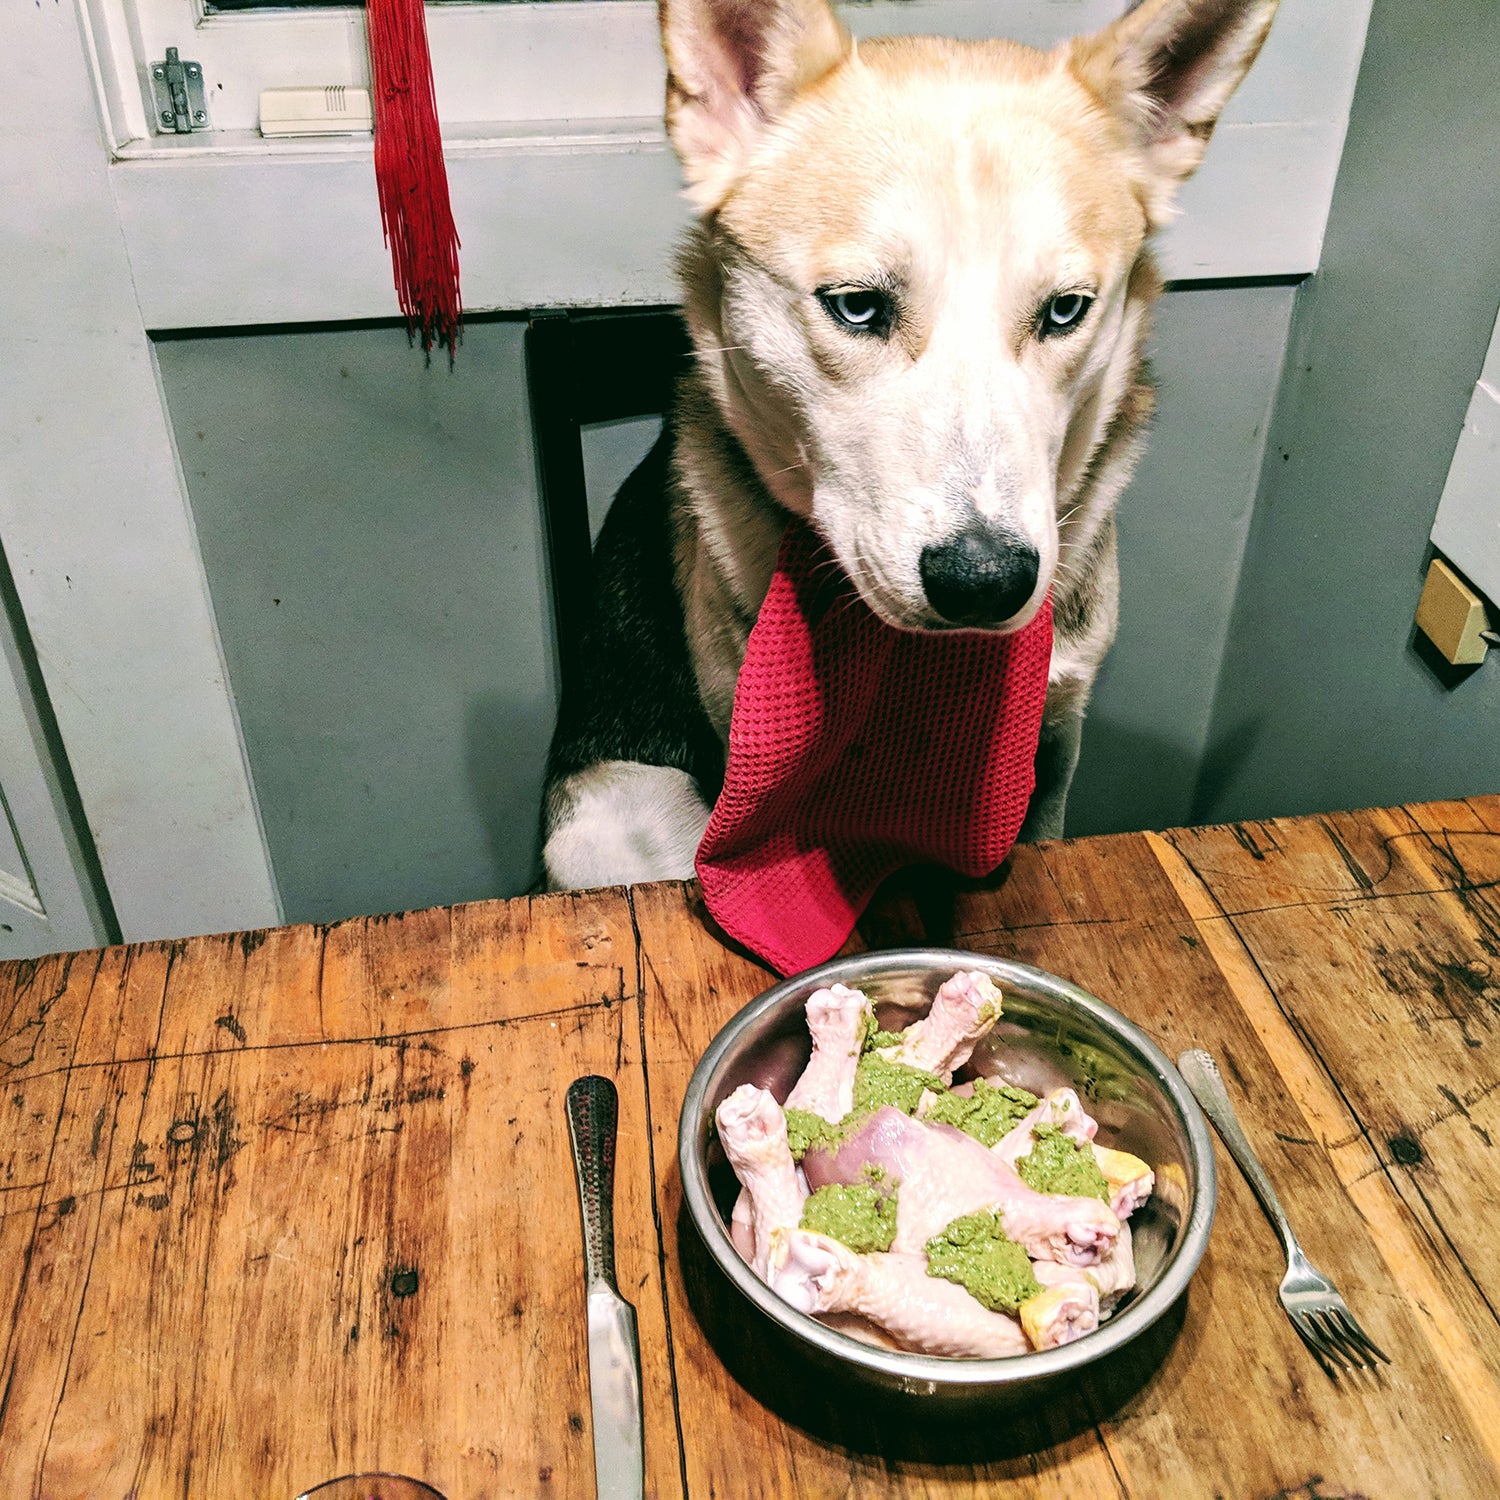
[919,522,1039,627]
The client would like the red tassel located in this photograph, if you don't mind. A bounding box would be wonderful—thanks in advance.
[366,0,462,359]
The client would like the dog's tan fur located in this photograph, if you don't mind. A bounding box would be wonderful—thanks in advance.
[542,0,1278,888]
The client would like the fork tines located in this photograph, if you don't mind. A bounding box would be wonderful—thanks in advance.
[1290,1304,1391,1377]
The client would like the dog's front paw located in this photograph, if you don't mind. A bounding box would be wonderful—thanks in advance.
[543,761,712,890]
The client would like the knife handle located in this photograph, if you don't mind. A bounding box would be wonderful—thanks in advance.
[566,1074,620,1292]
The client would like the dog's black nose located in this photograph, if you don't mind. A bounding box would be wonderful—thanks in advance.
[919,525,1039,626]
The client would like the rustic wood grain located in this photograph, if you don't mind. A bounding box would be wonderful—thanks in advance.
[3,802,1500,1499]
[0,892,681,1500]
[1151,799,1500,1467]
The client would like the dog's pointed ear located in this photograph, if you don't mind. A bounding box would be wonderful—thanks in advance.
[1071,0,1279,223]
[660,0,853,212]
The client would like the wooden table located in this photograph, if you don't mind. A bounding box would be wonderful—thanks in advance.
[4,798,1500,1498]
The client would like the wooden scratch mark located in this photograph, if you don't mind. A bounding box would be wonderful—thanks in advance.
[1231,822,1268,861]
[213,1014,247,1045]
[1163,822,1500,925]
[1375,811,1500,955]
[0,955,84,1075]
[1433,1080,1500,1148]
[1319,818,1375,892]
[13,998,625,1089]
[1257,1480,1371,1500]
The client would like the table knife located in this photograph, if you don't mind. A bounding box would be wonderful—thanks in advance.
[565,1075,645,1500]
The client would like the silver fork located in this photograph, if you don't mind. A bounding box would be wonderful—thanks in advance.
[1177,1048,1390,1379]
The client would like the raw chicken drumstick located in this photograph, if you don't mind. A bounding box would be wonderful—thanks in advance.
[993,1088,1097,1163]
[715,1084,806,1278]
[995,1089,1156,1221]
[766,1228,1032,1359]
[784,983,871,1122]
[1023,1225,1141,1347]
[1034,1222,1138,1312]
[876,970,1003,1082]
[1093,1146,1156,1220]
[1019,1272,1101,1350]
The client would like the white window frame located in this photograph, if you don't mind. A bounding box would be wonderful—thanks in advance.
[86,0,675,147]
[78,0,1376,328]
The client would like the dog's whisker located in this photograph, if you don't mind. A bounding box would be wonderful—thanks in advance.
[807,553,883,596]
[1052,556,1091,593]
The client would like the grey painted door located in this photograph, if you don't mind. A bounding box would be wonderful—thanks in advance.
[0,595,108,960]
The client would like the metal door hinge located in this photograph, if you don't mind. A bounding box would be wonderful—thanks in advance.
[150,48,208,134]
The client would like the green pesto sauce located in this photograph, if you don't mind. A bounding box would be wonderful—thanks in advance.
[799,1182,899,1254]
[925,1210,1041,1313]
[1016,1124,1111,1201]
[783,1104,883,1161]
[783,1106,839,1161]
[921,1079,1039,1147]
[850,1051,945,1116]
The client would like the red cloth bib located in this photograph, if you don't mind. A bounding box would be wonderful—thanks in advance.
[695,520,1053,976]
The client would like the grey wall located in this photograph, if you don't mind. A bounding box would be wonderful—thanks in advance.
[156,320,558,925]
[1194,0,1500,826]
[1066,284,1296,837]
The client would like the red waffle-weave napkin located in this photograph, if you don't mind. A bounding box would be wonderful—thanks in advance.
[695,520,1053,975]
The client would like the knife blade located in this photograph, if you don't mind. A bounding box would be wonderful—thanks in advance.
[565,1075,645,1500]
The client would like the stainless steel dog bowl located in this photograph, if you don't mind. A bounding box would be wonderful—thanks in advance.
[678,948,1216,1414]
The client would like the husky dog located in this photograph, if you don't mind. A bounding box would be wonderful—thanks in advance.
[543,0,1279,890]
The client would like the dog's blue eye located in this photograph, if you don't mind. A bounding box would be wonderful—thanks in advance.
[819,288,892,335]
[1040,292,1092,338]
